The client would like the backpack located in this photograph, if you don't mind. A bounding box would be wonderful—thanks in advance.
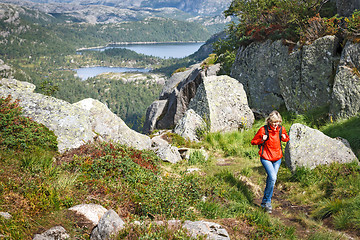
[258,125,283,155]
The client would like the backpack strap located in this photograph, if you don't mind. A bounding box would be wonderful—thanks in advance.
[259,125,283,156]
[259,125,269,156]
[279,125,283,152]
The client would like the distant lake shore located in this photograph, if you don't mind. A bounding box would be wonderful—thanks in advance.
[76,41,205,51]
[77,42,205,59]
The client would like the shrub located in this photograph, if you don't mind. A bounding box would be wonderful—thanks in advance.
[300,14,342,44]
[345,10,360,40]
[0,95,58,151]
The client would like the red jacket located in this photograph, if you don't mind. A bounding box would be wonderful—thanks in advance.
[251,125,290,161]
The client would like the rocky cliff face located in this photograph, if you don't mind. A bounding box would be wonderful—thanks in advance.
[231,35,360,120]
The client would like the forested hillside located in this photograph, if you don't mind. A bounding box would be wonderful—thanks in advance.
[0,2,211,130]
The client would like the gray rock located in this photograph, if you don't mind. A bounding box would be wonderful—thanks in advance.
[285,123,358,171]
[336,0,360,17]
[151,135,182,164]
[90,209,125,240]
[231,36,340,115]
[330,41,360,119]
[159,64,201,99]
[174,109,206,142]
[0,79,94,153]
[68,204,107,226]
[205,63,221,77]
[183,220,230,240]
[33,226,70,240]
[156,64,203,129]
[74,98,151,150]
[0,212,12,220]
[231,40,287,113]
[189,75,254,132]
[142,100,167,134]
[286,35,338,112]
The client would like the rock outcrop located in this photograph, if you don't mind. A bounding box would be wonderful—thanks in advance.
[0,79,94,153]
[74,98,152,150]
[142,100,167,135]
[336,0,360,17]
[231,36,340,115]
[188,75,254,132]
[144,62,254,135]
[155,63,204,131]
[0,78,181,163]
[231,40,287,113]
[285,123,358,171]
[330,40,360,119]
[231,35,360,120]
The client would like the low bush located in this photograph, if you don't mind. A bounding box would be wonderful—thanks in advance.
[0,95,57,151]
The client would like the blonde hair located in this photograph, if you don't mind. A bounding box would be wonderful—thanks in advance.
[266,110,282,125]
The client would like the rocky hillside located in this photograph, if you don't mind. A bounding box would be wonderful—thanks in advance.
[230,35,360,121]
[0,0,232,27]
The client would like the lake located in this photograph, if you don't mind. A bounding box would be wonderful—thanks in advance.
[75,42,204,80]
[85,42,205,59]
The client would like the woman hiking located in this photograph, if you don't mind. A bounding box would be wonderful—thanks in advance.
[251,110,290,213]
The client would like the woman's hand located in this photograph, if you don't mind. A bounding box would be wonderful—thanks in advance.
[281,134,286,139]
[262,135,268,141]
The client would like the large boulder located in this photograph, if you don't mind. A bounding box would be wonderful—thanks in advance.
[90,209,125,240]
[336,0,360,17]
[231,36,340,115]
[156,64,204,130]
[74,98,151,150]
[144,61,221,133]
[285,123,358,171]
[0,79,94,153]
[330,40,360,120]
[189,75,254,132]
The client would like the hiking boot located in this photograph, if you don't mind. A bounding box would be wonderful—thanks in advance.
[265,205,272,213]
[261,203,272,213]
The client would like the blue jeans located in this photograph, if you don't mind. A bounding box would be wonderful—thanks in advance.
[261,158,281,205]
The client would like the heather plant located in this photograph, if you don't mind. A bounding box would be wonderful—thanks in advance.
[345,10,360,39]
[301,14,342,44]
[0,95,58,151]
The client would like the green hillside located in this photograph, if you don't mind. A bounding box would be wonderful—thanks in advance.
[0,3,208,130]
[1,99,359,239]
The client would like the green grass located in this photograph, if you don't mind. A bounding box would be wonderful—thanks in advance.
[321,114,360,158]
[1,111,359,239]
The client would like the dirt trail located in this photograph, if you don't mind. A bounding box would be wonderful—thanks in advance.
[254,189,359,240]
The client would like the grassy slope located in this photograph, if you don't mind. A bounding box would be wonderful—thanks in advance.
[0,112,359,239]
